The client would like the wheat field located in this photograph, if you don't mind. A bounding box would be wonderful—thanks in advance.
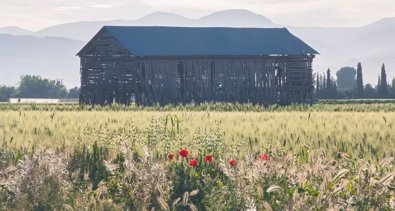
[1,109,394,160]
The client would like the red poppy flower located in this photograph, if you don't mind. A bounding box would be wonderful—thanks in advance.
[168,153,174,160]
[229,159,236,166]
[204,154,214,162]
[258,153,270,161]
[179,148,189,158]
[189,159,198,166]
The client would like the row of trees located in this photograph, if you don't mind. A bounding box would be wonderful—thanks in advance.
[0,75,79,101]
[315,63,395,99]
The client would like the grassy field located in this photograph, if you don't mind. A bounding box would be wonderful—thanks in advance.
[0,103,394,210]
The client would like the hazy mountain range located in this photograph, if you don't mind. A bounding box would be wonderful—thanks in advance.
[0,9,394,87]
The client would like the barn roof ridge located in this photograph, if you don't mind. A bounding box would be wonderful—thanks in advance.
[79,26,318,56]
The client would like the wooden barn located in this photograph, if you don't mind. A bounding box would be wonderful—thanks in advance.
[77,26,318,105]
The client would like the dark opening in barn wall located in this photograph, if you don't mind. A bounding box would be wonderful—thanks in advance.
[77,26,318,106]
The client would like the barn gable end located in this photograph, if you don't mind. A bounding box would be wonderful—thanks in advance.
[77,28,132,57]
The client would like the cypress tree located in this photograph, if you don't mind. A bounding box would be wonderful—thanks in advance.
[326,69,331,98]
[316,73,320,99]
[356,63,363,98]
[323,74,326,98]
[320,74,325,98]
[392,78,395,98]
[380,64,388,98]
[377,75,381,98]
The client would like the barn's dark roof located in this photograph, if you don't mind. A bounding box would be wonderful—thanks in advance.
[79,26,318,56]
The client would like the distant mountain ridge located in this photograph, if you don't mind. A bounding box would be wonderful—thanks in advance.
[32,9,278,41]
[0,9,394,87]
[0,26,33,36]
[0,34,84,87]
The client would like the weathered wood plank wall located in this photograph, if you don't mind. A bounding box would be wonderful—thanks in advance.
[80,55,313,105]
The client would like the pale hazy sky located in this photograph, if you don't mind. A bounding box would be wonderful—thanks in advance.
[1,0,395,31]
